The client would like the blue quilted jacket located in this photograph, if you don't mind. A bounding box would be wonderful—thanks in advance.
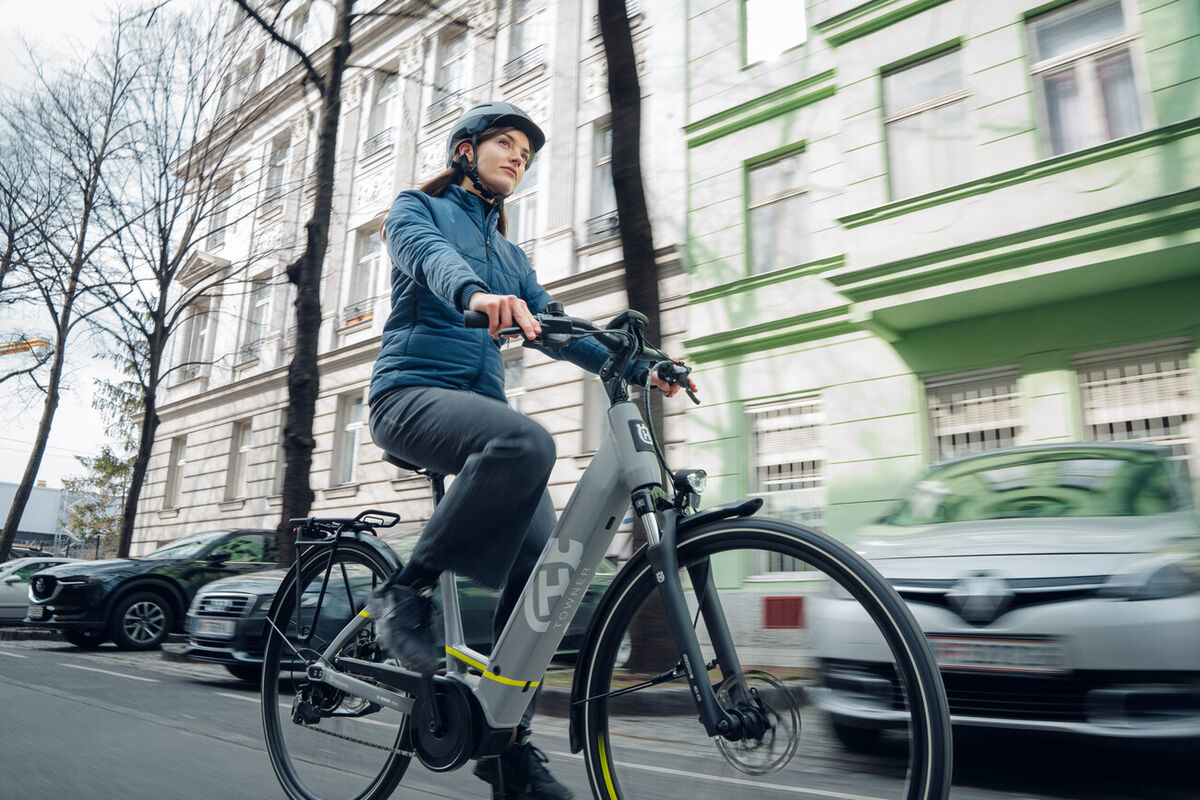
[370,185,639,405]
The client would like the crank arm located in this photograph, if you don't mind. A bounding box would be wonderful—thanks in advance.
[305,663,415,716]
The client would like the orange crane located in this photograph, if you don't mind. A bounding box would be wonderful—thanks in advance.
[0,338,52,357]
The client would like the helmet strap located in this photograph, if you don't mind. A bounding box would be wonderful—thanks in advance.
[455,136,508,203]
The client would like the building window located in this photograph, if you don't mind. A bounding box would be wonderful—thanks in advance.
[345,228,381,325]
[747,150,807,274]
[925,368,1022,462]
[364,72,398,155]
[431,27,469,117]
[226,420,252,500]
[280,3,309,70]
[178,301,210,382]
[207,178,233,249]
[333,393,365,486]
[506,155,539,256]
[505,0,546,80]
[587,122,618,243]
[240,275,271,360]
[748,397,825,573]
[165,436,188,508]
[581,376,608,453]
[262,133,290,211]
[273,411,288,495]
[1075,340,1196,472]
[218,49,264,117]
[1027,0,1145,156]
[504,354,526,413]
[883,49,971,200]
[744,0,805,65]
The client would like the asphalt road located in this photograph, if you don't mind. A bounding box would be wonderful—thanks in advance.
[0,638,1195,799]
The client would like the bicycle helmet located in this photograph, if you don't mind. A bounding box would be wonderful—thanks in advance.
[445,101,546,201]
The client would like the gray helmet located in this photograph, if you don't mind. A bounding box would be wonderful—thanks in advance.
[444,101,546,168]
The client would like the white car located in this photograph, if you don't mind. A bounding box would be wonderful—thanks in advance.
[0,557,77,622]
[808,443,1200,749]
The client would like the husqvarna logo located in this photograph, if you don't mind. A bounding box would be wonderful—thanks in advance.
[524,539,585,633]
[628,420,654,452]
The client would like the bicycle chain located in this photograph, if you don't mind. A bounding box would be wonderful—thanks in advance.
[296,719,416,758]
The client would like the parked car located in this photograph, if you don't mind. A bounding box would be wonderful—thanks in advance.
[5,546,51,561]
[808,442,1200,749]
[25,529,277,650]
[1,557,78,622]
[180,551,620,682]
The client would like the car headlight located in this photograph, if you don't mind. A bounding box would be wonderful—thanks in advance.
[258,596,273,613]
[1103,555,1200,601]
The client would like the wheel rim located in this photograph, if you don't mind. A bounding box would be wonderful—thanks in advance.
[261,545,411,800]
[123,601,166,644]
[580,522,951,800]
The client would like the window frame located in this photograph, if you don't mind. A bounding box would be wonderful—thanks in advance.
[1025,0,1150,157]
[225,420,253,501]
[261,132,291,212]
[924,366,1023,462]
[742,0,806,67]
[364,70,399,154]
[344,226,382,325]
[332,391,366,487]
[587,120,619,243]
[165,436,189,509]
[178,299,211,382]
[240,274,272,359]
[744,145,808,275]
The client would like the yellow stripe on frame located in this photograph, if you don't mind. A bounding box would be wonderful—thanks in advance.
[445,646,541,689]
[597,733,618,799]
[358,609,370,618]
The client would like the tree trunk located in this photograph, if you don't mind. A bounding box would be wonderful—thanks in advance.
[119,342,162,559]
[276,0,355,568]
[597,0,670,673]
[0,275,76,561]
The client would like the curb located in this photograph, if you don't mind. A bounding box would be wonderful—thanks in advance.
[0,627,188,645]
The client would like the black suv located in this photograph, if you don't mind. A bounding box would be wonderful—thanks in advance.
[26,529,276,650]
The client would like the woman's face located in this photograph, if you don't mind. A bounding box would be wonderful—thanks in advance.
[458,128,532,197]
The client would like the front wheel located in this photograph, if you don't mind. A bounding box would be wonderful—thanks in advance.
[261,538,411,800]
[576,517,951,800]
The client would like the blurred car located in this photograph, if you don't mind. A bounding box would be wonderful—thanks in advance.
[180,553,620,682]
[5,546,51,561]
[1,557,78,622]
[25,529,277,650]
[808,443,1200,748]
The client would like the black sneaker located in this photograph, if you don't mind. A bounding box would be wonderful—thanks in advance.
[473,733,574,800]
[367,584,440,675]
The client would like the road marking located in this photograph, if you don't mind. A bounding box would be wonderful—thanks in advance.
[545,749,887,800]
[217,691,258,703]
[0,649,30,658]
[59,663,159,683]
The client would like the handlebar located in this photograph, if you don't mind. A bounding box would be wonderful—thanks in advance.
[464,305,698,404]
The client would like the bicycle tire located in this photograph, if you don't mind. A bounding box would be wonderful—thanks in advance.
[261,537,412,800]
[576,517,952,800]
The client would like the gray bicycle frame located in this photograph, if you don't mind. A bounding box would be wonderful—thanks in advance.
[441,399,660,729]
[305,399,664,731]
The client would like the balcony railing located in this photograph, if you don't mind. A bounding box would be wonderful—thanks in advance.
[362,127,394,157]
[503,45,545,81]
[586,211,620,243]
[427,91,463,121]
[343,300,374,326]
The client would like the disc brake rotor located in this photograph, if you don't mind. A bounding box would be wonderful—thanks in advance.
[714,670,801,775]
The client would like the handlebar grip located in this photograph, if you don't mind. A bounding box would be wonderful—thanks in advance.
[464,310,490,328]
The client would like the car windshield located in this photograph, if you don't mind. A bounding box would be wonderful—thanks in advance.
[885,449,1185,526]
[142,531,229,560]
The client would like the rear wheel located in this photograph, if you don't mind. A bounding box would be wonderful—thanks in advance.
[110,591,173,651]
[261,539,411,800]
[577,518,951,800]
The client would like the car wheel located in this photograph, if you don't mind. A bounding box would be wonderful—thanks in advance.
[829,716,886,754]
[225,663,261,683]
[110,591,174,651]
[63,631,106,648]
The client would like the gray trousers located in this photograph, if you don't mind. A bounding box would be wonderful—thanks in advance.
[369,385,557,726]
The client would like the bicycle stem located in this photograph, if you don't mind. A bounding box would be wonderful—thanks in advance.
[631,490,746,740]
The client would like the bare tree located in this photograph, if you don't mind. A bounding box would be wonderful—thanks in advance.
[597,0,670,671]
[230,0,356,566]
[95,6,280,558]
[0,21,140,562]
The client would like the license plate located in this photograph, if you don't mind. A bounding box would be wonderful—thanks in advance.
[192,618,236,638]
[927,635,1067,674]
[26,604,45,621]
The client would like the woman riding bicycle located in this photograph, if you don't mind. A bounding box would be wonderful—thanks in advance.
[366,101,694,800]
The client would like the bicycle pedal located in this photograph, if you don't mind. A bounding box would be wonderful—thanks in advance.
[292,698,321,725]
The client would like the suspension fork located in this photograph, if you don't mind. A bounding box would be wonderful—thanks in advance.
[632,492,746,739]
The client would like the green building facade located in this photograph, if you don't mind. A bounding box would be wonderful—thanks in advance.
[682,0,1200,554]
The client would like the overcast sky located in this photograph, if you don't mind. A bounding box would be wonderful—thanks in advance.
[1,1,134,489]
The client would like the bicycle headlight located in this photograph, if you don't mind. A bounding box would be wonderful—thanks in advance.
[672,469,707,511]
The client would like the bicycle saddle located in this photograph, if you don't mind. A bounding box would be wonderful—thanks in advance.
[382,451,444,480]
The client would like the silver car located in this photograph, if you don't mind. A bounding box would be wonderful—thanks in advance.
[808,443,1200,749]
[1,557,77,622]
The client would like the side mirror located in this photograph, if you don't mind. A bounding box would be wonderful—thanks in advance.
[3,576,21,585]
[207,548,232,564]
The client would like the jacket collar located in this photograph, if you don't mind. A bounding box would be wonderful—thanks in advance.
[445,184,501,232]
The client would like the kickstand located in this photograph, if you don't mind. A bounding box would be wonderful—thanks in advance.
[482,755,506,799]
